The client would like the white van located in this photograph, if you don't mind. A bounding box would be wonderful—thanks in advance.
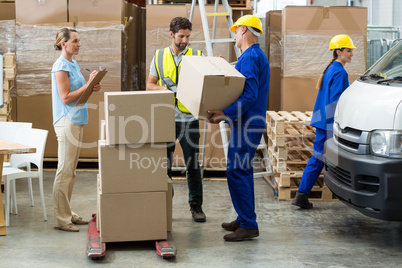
[324,40,402,221]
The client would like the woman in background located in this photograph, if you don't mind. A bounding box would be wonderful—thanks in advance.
[292,34,355,209]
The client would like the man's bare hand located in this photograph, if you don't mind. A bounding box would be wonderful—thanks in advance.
[208,110,227,124]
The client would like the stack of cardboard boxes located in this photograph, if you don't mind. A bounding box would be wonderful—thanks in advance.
[13,0,124,158]
[266,6,367,111]
[97,90,175,242]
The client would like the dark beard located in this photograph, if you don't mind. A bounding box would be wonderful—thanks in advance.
[174,42,187,52]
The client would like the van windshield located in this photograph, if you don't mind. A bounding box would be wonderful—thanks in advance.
[365,41,402,82]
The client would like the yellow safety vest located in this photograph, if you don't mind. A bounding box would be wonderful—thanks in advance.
[154,47,202,114]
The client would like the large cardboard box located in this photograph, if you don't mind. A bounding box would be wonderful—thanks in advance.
[105,91,175,145]
[177,56,245,120]
[99,191,167,243]
[98,140,168,194]
[0,3,15,20]
[15,0,68,24]
[69,0,123,22]
[16,22,122,96]
[279,6,367,111]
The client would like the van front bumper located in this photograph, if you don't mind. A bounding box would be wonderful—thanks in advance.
[324,138,402,221]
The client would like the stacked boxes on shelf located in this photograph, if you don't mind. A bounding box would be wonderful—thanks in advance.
[97,91,175,243]
[266,111,335,201]
[1,53,15,122]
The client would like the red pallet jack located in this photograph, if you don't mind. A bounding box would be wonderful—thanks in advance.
[86,214,177,259]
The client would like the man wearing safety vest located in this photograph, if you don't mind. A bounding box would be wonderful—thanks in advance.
[146,17,206,222]
[209,15,270,241]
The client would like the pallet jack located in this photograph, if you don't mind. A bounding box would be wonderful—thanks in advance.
[86,214,177,259]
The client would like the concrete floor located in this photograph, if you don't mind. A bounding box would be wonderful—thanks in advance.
[1,170,402,267]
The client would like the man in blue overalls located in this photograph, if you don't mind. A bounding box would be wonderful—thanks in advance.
[209,15,270,242]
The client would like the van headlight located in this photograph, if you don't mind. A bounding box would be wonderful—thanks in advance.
[370,130,402,158]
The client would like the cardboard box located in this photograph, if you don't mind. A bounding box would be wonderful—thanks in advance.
[15,0,68,24]
[99,191,167,243]
[69,0,122,22]
[16,22,122,96]
[167,178,173,232]
[177,56,245,120]
[278,6,367,111]
[17,94,104,158]
[98,140,168,194]
[105,91,175,145]
[265,10,282,111]
[0,3,15,20]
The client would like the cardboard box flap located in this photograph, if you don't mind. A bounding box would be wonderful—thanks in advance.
[182,56,243,78]
[283,6,367,34]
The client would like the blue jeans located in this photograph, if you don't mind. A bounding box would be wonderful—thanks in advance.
[298,128,333,195]
[227,124,264,230]
[167,120,203,205]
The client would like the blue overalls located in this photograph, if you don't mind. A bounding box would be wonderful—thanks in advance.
[298,61,349,194]
[223,44,270,230]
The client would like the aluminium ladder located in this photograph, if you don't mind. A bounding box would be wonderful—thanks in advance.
[188,0,277,195]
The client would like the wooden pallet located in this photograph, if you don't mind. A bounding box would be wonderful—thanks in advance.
[0,101,12,115]
[275,172,336,201]
[3,79,15,91]
[276,172,323,188]
[4,66,16,80]
[0,113,11,122]
[267,111,313,133]
[270,149,313,173]
[278,186,335,201]
[3,53,15,68]
[268,136,314,160]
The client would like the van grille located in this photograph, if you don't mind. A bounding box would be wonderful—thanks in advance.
[337,136,360,150]
[325,161,352,187]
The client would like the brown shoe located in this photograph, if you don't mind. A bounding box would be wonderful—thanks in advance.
[73,217,89,225]
[57,223,79,232]
[190,203,206,222]
[221,220,239,231]
[224,227,259,242]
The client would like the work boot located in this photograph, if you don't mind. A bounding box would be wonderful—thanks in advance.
[224,227,259,242]
[72,217,89,225]
[57,223,79,232]
[292,191,313,209]
[190,203,206,222]
[221,220,239,232]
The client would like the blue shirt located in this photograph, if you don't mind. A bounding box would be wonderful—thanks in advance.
[310,61,349,131]
[51,55,88,125]
[223,44,270,126]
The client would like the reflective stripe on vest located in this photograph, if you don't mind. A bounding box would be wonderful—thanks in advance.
[155,47,201,114]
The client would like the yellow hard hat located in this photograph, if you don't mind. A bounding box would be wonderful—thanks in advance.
[230,15,263,36]
[329,34,356,50]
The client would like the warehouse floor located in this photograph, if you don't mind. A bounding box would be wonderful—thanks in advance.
[1,170,402,267]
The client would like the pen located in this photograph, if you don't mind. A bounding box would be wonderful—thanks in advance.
[85,68,92,72]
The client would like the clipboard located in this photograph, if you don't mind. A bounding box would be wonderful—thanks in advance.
[75,70,108,106]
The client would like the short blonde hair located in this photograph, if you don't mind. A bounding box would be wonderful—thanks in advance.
[54,28,77,50]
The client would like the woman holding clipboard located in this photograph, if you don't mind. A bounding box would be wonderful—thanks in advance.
[51,28,101,232]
